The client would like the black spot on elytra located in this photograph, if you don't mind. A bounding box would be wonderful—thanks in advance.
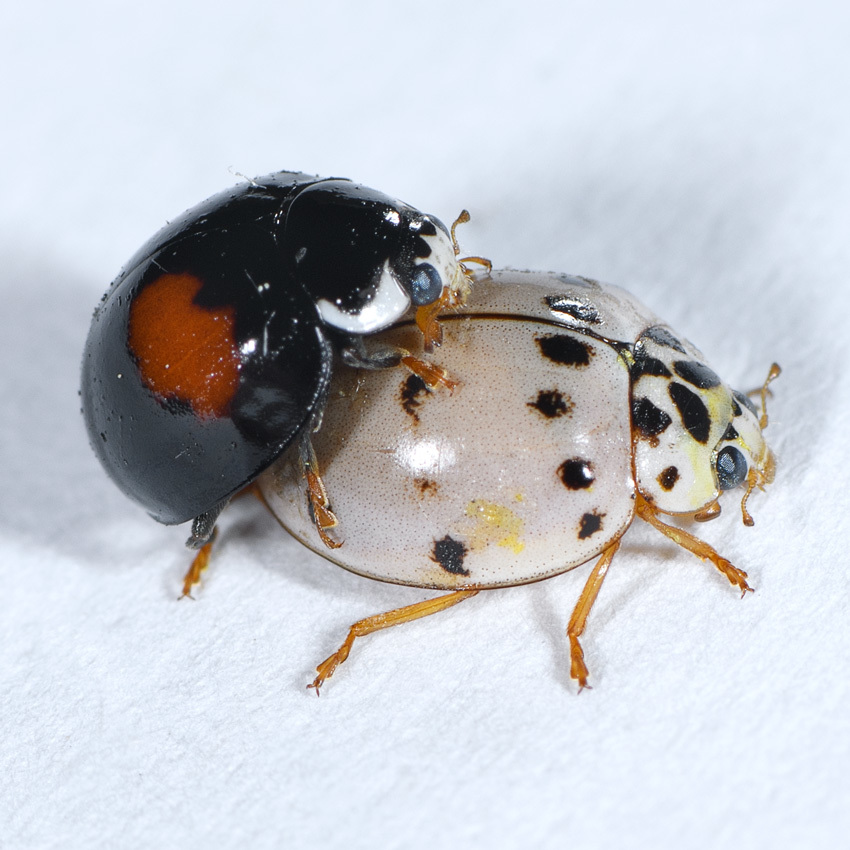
[400,374,431,423]
[545,295,601,324]
[535,334,594,367]
[733,389,758,417]
[668,382,711,444]
[673,360,721,389]
[632,397,672,438]
[722,423,739,442]
[657,466,680,491]
[631,355,672,381]
[528,389,572,419]
[558,458,595,490]
[644,326,687,353]
[431,535,469,576]
[578,511,605,540]
[414,477,438,496]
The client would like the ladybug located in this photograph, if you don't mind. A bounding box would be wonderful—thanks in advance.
[82,171,472,555]
[259,270,780,692]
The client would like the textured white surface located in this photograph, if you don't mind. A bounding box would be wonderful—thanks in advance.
[2,2,848,848]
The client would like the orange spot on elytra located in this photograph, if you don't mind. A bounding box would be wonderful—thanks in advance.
[128,273,240,418]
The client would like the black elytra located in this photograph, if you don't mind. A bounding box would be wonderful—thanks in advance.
[81,171,453,528]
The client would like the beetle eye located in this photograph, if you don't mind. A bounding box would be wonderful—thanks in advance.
[716,445,748,490]
[408,264,443,306]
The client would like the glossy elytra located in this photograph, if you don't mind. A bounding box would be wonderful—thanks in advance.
[82,174,780,693]
[259,270,779,692]
[82,171,472,552]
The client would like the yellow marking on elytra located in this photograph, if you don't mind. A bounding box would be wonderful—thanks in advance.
[464,499,525,554]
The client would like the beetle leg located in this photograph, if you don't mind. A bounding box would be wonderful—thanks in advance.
[341,338,457,390]
[567,540,620,690]
[410,209,482,352]
[308,589,479,694]
[399,354,458,391]
[300,434,342,550]
[185,499,228,549]
[635,495,753,595]
[180,528,218,599]
[415,279,468,352]
[179,489,268,597]
[415,295,449,351]
[340,338,404,371]
[693,500,722,522]
[179,499,229,597]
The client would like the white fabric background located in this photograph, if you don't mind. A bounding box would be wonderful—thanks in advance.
[2,2,848,847]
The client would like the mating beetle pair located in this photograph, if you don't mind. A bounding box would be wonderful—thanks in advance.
[82,171,778,692]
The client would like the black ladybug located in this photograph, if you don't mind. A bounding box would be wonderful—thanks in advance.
[82,171,465,549]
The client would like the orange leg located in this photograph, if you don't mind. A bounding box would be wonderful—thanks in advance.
[567,541,620,690]
[400,353,458,391]
[693,500,721,523]
[309,590,479,694]
[635,495,752,595]
[180,486,267,598]
[300,437,342,550]
[415,286,459,352]
[414,207,490,352]
[181,527,218,599]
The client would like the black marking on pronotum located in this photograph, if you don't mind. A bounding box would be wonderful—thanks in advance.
[644,326,687,353]
[722,423,739,442]
[578,511,605,540]
[668,382,711,444]
[733,389,759,417]
[431,535,469,576]
[528,389,572,419]
[545,294,601,324]
[631,355,672,380]
[400,373,431,423]
[657,466,680,491]
[418,219,438,238]
[408,219,439,264]
[558,458,595,490]
[673,360,721,389]
[535,334,594,367]
[632,397,672,438]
